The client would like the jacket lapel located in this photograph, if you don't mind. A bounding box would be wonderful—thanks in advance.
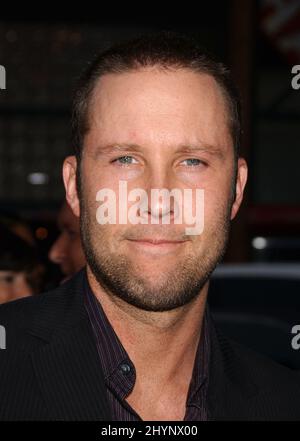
[207,316,259,420]
[26,269,260,421]
[28,270,112,421]
[31,317,111,420]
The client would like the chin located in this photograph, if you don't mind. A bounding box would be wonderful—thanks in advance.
[132,259,176,275]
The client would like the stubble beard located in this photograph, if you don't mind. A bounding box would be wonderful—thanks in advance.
[79,191,232,313]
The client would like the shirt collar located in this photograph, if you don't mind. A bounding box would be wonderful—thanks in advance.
[83,269,210,405]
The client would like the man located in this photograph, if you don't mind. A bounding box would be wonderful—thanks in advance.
[1,31,300,421]
[48,201,86,279]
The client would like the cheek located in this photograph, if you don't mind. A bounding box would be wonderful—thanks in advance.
[13,276,32,297]
[83,160,121,191]
[202,186,231,231]
[0,282,13,298]
[70,239,80,254]
[89,219,121,243]
[83,171,121,215]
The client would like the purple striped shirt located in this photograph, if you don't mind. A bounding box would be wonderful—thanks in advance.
[83,271,210,421]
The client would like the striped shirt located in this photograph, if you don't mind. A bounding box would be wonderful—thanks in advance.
[83,271,210,421]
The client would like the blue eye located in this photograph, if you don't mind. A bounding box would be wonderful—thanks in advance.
[113,156,138,165]
[182,158,203,166]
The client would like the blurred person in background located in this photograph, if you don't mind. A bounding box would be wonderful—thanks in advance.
[0,223,46,303]
[48,201,85,279]
[0,214,36,246]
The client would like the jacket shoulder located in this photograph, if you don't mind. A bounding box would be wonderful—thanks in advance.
[0,270,85,344]
[227,334,299,384]
[221,331,300,418]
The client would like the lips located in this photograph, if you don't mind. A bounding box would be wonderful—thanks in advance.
[125,237,188,256]
[128,238,186,245]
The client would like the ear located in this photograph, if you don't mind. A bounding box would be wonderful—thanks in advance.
[230,157,248,220]
[63,156,80,218]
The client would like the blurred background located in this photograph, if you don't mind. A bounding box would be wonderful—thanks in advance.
[0,0,300,367]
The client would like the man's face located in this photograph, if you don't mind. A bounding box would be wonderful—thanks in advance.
[0,271,33,304]
[64,68,247,311]
[48,202,85,277]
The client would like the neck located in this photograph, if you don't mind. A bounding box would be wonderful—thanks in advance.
[86,265,209,387]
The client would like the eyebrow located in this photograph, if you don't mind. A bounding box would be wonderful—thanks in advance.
[94,142,226,160]
[174,143,226,160]
[94,144,142,155]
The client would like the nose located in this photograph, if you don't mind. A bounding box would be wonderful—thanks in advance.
[140,166,178,224]
[48,234,67,264]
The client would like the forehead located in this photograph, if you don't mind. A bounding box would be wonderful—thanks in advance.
[85,68,232,153]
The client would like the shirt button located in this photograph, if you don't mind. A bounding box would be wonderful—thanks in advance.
[119,363,131,374]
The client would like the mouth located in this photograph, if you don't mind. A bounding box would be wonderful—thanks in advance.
[126,238,188,255]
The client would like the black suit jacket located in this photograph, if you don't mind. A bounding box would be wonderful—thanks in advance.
[1,269,300,421]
